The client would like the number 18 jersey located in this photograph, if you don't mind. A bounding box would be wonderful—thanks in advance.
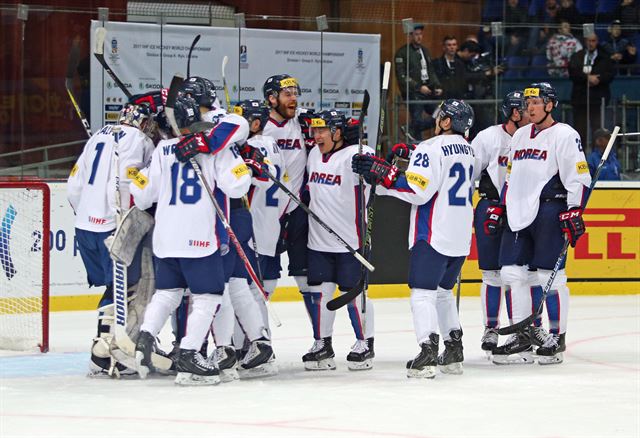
[379,134,476,257]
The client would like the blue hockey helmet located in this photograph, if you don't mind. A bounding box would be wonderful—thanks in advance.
[434,99,475,136]
[263,74,301,101]
[523,82,558,108]
[181,76,218,109]
[501,90,526,119]
[173,95,201,130]
[233,99,270,131]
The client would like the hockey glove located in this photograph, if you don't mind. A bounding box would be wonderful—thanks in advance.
[385,143,416,162]
[175,133,209,163]
[483,204,506,235]
[297,109,316,141]
[351,153,399,189]
[238,144,266,177]
[559,207,585,247]
[343,118,361,145]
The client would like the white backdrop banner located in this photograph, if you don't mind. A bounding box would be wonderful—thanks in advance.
[90,21,381,145]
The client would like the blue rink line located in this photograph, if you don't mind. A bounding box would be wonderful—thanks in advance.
[0,352,88,378]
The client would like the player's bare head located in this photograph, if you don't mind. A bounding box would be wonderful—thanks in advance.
[310,110,346,154]
[263,74,300,120]
[524,83,557,125]
[433,99,474,137]
[234,99,270,135]
[502,90,528,127]
[181,76,218,113]
[411,24,424,45]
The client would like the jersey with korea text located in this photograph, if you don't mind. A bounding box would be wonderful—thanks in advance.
[377,134,475,257]
[131,138,251,258]
[263,111,306,213]
[67,124,154,232]
[471,124,512,191]
[247,134,287,256]
[504,122,591,231]
[306,143,373,253]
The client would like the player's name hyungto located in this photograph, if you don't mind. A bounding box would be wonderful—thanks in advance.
[441,143,474,157]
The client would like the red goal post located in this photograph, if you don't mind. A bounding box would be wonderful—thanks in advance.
[0,179,50,352]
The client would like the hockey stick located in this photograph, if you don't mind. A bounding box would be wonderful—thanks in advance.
[94,27,133,100]
[327,62,391,311]
[497,125,621,336]
[455,273,461,312]
[65,42,92,138]
[357,90,371,318]
[164,75,282,327]
[186,34,201,78]
[222,56,232,109]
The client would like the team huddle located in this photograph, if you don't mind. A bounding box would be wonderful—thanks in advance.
[67,74,591,385]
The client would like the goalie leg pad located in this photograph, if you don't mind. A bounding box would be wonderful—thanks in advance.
[104,206,154,266]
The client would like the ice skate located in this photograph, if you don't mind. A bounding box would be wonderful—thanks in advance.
[480,327,498,359]
[239,339,278,379]
[536,333,566,365]
[347,338,375,371]
[135,330,156,379]
[302,337,336,371]
[208,346,238,383]
[491,331,535,365]
[174,349,220,386]
[407,334,439,379]
[529,325,551,348]
[438,330,463,375]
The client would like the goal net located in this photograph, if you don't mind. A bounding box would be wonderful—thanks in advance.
[0,181,50,352]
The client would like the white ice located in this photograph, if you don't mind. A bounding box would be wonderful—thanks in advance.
[1,295,639,438]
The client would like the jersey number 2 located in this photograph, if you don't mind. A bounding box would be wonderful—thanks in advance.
[169,162,202,205]
[448,163,474,206]
[265,165,281,207]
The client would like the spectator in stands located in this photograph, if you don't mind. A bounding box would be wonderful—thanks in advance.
[505,0,528,40]
[615,0,640,31]
[602,20,637,75]
[547,19,583,77]
[394,23,443,140]
[569,32,615,146]
[433,36,468,99]
[528,0,561,55]
[557,0,582,28]
[588,128,622,179]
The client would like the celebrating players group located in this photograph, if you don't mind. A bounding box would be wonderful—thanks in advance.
[68,71,590,385]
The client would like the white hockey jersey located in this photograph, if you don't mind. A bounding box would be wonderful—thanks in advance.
[378,134,476,257]
[131,138,251,258]
[306,144,373,253]
[263,112,307,213]
[67,124,154,232]
[247,134,288,256]
[504,122,591,231]
[471,124,512,191]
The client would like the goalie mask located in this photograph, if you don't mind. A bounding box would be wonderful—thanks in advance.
[119,103,154,136]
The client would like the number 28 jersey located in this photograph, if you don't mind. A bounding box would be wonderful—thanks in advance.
[378,134,476,257]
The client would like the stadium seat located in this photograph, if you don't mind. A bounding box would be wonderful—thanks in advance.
[504,56,530,78]
[576,0,596,15]
[528,54,550,78]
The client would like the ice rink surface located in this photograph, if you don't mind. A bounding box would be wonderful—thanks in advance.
[1,295,639,438]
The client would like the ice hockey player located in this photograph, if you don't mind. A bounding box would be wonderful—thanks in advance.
[131,95,252,386]
[472,90,544,357]
[67,102,155,377]
[262,75,313,311]
[489,82,591,365]
[302,109,376,371]
[352,99,475,378]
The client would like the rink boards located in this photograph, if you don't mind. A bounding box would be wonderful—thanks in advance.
[2,181,638,312]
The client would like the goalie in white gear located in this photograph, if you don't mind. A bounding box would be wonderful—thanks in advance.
[67,101,155,377]
[353,99,475,378]
[131,94,252,385]
[489,82,591,365]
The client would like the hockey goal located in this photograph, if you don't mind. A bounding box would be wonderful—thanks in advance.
[0,180,50,352]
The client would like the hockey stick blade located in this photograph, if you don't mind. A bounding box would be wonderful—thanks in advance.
[66,42,92,138]
[165,75,185,136]
[326,278,365,311]
[94,27,133,99]
[222,56,231,109]
[186,34,201,78]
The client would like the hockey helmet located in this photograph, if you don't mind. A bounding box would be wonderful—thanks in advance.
[233,99,270,131]
[129,90,165,115]
[173,95,202,130]
[501,90,525,119]
[181,76,218,109]
[309,110,347,136]
[263,74,301,100]
[434,99,474,136]
[119,102,152,130]
[524,82,558,107]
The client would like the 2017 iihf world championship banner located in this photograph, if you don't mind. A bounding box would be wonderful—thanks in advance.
[89,20,381,146]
